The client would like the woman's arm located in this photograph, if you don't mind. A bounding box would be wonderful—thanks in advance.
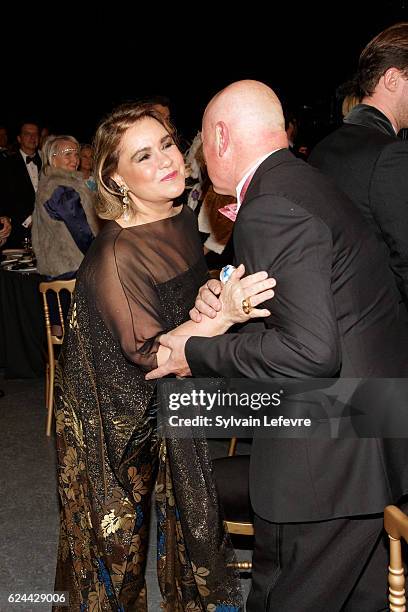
[44,186,94,253]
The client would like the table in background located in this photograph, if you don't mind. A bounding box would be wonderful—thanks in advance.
[0,268,45,378]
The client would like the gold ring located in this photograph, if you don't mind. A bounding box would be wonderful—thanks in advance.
[242,297,252,315]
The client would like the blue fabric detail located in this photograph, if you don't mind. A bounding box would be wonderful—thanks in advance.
[44,186,94,254]
[96,557,114,597]
[135,505,144,529]
[215,606,240,611]
[44,271,76,281]
[157,531,165,559]
[85,177,97,191]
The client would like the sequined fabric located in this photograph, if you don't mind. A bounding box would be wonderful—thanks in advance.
[53,206,243,611]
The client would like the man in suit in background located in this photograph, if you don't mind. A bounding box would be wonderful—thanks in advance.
[147,79,408,611]
[310,23,408,311]
[0,120,41,247]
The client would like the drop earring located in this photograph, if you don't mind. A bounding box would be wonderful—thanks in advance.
[119,185,130,222]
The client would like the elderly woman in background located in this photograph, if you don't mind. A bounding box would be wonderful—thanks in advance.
[32,134,99,280]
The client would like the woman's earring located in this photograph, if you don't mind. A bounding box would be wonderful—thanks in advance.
[119,185,130,221]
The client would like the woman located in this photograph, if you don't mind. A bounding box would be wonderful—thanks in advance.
[79,143,94,179]
[53,103,274,611]
[31,134,99,280]
[79,143,97,192]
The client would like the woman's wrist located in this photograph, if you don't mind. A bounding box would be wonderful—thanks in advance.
[211,309,233,334]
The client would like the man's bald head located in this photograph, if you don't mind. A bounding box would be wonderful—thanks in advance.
[204,80,285,135]
[202,80,288,195]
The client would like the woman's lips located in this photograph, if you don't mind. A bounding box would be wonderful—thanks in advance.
[161,170,178,181]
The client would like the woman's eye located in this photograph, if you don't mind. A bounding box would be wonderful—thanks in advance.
[163,141,174,149]
[138,154,150,162]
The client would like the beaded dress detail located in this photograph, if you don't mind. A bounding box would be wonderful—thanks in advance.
[53,206,242,611]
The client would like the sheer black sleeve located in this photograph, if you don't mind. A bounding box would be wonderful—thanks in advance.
[88,207,206,372]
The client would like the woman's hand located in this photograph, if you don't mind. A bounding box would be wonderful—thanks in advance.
[218,263,275,326]
[189,278,222,322]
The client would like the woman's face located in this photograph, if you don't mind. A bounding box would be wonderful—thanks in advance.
[113,117,185,207]
[80,146,93,171]
[52,140,80,171]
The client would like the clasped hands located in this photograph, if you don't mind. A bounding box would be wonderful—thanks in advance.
[145,264,275,380]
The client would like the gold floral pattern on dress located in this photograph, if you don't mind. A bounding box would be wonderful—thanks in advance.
[61,447,85,485]
[54,381,84,447]
[101,509,122,537]
[110,562,126,589]
[128,466,149,502]
[127,533,145,576]
[192,564,210,598]
[87,581,107,612]
[54,407,65,435]
[68,301,78,330]
[53,287,242,611]
[185,602,203,612]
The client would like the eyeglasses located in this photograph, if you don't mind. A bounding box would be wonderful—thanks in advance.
[52,148,80,158]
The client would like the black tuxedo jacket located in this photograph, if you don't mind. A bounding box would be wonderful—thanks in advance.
[186,149,408,523]
[0,152,38,247]
[309,104,408,310]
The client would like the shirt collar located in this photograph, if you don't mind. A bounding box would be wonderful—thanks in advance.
[236,149,280,212]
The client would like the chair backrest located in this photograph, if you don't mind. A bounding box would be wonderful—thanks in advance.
[212,452,254,569]
[38,279,76,346]
[384,504,408,611]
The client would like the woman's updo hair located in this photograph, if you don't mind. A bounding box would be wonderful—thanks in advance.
[93,103,176,220]
[42,135,80,174]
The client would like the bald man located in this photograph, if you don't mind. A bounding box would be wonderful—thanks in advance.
[147,81,408,611]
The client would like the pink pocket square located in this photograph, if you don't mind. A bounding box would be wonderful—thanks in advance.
[218,202,238,222]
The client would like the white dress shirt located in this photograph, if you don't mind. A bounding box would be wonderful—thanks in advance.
[20,149,39,192]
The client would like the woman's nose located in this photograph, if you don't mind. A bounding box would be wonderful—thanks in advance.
[158,151,172,168]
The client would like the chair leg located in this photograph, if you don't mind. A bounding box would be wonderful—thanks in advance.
[46,360,55,437]
[45,362,49,411]
[388,536,406,611]
[228,437,237,456]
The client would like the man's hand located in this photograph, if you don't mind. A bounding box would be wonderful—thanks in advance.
[145,334,191,380]
[190,263,276,323]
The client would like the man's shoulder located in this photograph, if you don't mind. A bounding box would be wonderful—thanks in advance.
[4,152,26,173]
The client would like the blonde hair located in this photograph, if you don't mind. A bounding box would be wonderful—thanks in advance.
[42,135,80,174]
[93,103,176,220]
[342,94,361,117]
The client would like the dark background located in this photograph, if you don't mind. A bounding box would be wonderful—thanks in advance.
[2,2,408,148]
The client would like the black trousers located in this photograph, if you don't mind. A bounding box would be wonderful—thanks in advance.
[246,512,390,612]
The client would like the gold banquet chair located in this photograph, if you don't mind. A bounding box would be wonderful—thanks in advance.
[384,504,408,611]
[212,442,254,571]
[39,279,76,437]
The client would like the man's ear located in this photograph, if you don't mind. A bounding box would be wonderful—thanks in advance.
[383,67,401,93]
[215,121,229,157]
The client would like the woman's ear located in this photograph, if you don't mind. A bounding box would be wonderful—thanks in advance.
[111,173,123,188]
